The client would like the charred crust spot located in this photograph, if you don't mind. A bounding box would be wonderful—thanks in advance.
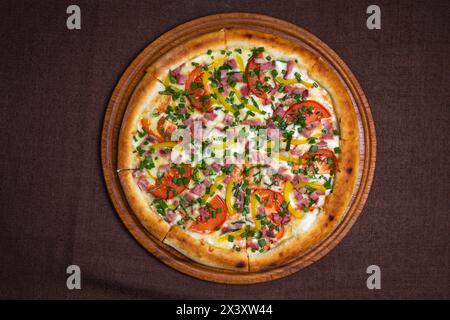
[328,214,334,221]
[244,33,253,39]
[236,261,245,268]
[346,167,353,174]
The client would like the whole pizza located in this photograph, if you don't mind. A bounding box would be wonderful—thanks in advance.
[118,29,359,272]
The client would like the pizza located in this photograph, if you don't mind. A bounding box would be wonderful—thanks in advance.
[118,29,359,272]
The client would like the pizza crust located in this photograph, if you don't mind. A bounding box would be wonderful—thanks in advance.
[224,28,318,71]
[146,29,226,80]
[118,170,170,241]
[117,73,169,170]
[164,226,249,271]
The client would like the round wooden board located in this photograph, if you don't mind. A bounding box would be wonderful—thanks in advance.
[101,13,376,284]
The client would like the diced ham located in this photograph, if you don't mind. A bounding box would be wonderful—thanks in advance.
[323,119,333,132]
[211,163,221,172]
[225,58,238,69]
[223,175,231,184]
[302,89,309,98]
[310,190,325,202]
[281,214,291,225]
[204,112,217,121]
[202,179,211,188]
[172,63,185,76]
[224,114,234,125]
[301,128,312,137]
[184,193,194,202]
[220,69,228,79]
[132,169,143,178]
[284,60,294,79]
[257,206,265,216]
[166,210,178,223]
[198,207,210,222]
[292,175,308,184]
[242,119,262,126]
[232,72,243,82]
[183,117,194,129]
[272,213,282,224]
[266,119,276,129]
[292,88,304,95]
[137,177,150,192]
[322,133,334,140]
[240,85,250,97]
[176,74,186,85]
[296,197,309,208]
[317,139,328,147]
[283,85,294,94]
[260,61,275,71]
[191,184,205,196]
[273,105,285,117]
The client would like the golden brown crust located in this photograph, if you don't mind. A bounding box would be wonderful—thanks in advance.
[117,73,169,169]
[249,213,330,271]
[146,29,226,80]
[118,170,170,241]
[164,226,249,271]
[248,44,360,272]
[224,28,319,70]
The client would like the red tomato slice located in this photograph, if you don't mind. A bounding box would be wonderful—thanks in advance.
[141,118,163,143]
[148,164,192,200]
[185,66,212,112]
[283,100,331,124]
[245,53,268,100]
[157,116,177,141]
[302,149,338,174]
[253,189,284,224]
[190,195,228,233]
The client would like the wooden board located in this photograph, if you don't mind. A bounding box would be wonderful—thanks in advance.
[101,13,376,284]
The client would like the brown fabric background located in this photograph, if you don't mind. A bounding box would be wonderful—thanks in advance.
[0,0,448,299]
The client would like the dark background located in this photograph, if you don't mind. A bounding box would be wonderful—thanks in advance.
[0,0,448,299]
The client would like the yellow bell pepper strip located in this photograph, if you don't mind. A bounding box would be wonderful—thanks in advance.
[231,87,264,114]
[201,174,225,202]
[283,181,303,219]
[294,181,326,192]
[250,193,262,230]
[277,153,302,165]
[226,177,235,216]
[149,141,178,149]
[291,132,321,145]
[211,86,236,113]
[275,76,314,88]
[235,55,245,72]
[218,229,243,243]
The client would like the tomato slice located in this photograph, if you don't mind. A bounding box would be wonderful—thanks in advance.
[283,100,331,124]
[190,195,228,233]
[148,164,192,200]
[302,149,338,174]
[253,189,284,224]
[245,53,268,100]
[185,66,212,112]
[157,116,177,141]
[141,118,163,143]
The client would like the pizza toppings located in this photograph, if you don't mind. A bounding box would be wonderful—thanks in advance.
[129,46,341,254]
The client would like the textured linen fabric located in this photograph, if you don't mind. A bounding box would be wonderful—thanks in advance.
[0,0,448,299]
